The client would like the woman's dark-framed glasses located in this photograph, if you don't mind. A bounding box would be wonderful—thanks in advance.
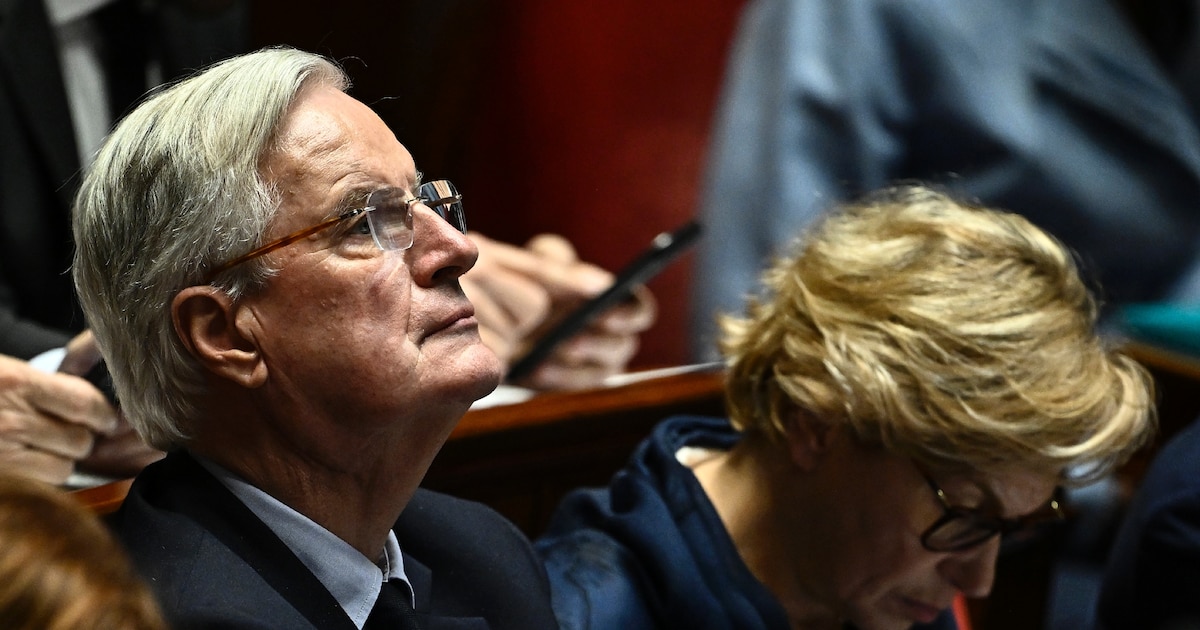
[206,179,465,281]
[915,463,1065,553]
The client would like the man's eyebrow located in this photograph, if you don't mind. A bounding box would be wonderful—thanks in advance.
[411,171,424,193]
[332,170,423,217]
[331,187,374,217]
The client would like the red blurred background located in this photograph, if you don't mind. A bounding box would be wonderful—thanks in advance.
[255,0,746,367]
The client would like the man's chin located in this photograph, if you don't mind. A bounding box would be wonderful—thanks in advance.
[461,346,506,402]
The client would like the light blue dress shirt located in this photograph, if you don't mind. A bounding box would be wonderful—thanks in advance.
[198,458,412,630]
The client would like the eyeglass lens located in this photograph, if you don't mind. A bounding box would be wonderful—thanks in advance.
[922,498,1064,553]
[419,180,466,233]
[916,462,1064,553]
[364,188,415,251]
[361,180,465,251]
[923,512,1001,551]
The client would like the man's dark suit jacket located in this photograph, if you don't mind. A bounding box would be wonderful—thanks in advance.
[109,451,560,630]
[0,0,247,357]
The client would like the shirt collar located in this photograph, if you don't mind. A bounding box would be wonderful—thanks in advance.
[196,457,413,629]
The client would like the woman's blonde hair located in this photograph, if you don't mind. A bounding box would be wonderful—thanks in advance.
[720,185,1155,482]
[0,475,166,630]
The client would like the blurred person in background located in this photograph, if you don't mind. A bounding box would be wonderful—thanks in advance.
[693,0,1200,357]
[0,472,167,630]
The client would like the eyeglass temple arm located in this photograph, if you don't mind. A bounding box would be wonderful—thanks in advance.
[204,212,355,281]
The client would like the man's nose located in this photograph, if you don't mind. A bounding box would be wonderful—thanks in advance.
[407,206,478,285]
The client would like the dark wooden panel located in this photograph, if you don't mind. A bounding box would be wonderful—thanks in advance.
[424,369,726,535]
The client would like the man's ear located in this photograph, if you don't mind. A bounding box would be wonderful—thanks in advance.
[172,286,267,388]
[782,407,838,472]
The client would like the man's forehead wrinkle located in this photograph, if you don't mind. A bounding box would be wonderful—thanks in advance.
[275,97,354,155]
[268,94,421,200]
[288,120,353,163]
[264,114,354,189]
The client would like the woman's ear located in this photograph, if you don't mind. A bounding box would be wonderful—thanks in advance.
[782,407,839,471]
[172,286,267,388]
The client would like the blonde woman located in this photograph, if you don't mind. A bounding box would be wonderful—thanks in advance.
[537,185,1156,630]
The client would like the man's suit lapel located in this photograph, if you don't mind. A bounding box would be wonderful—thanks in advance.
[401,543,492,630]
[0,0,82,210]
[399,490,525,630]
[150,451,359,630]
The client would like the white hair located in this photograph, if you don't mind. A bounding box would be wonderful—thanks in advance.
[73,48,348,449]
